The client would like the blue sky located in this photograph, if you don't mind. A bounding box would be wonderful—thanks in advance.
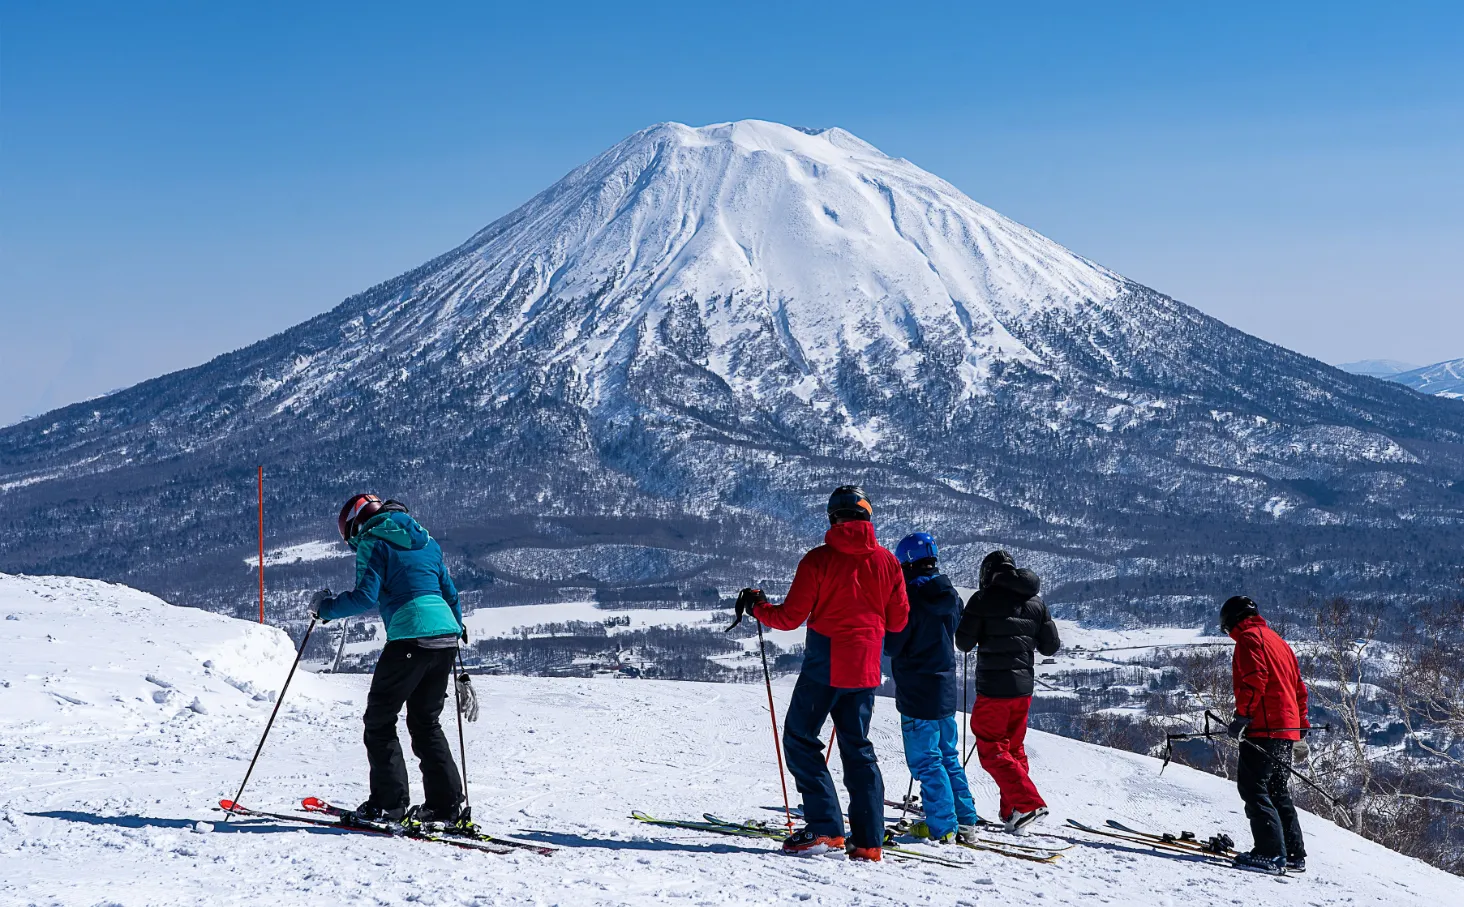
[3,1,1461,425]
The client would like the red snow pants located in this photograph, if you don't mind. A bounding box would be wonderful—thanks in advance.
[970,695,1045,818]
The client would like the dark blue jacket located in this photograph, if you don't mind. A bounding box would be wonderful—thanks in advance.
[884,570,961,719]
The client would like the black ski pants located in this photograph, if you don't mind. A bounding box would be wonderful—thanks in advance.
[363,640,462,813]
[1237,737,1306,860]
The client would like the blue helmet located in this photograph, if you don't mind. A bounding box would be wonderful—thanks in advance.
[895,532,939,566]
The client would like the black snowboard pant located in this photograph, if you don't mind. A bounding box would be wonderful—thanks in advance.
[363,640,462,813]
[1237,737,1306,860]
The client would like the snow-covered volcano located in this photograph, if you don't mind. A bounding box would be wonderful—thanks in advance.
[1,121,1462,619]
[4,574,1461,906]
[372,120,1123,411]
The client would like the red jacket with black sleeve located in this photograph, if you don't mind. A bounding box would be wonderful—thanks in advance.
[754,520,910,689]
[1229,615,1310,740]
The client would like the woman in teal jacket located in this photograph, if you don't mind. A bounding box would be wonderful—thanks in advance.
[313,494,467,825]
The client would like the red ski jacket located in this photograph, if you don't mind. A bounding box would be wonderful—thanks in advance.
[755,521,909,689]
[1229,615,1310,740]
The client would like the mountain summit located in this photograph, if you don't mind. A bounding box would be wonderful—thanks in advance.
[2,120,1462,619]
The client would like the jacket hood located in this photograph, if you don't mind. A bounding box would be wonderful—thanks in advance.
[989,565,1041,598]
[824,519,880,556]
[1227,614,1269,640]
[908,571,955,603]
[358,511,431,551]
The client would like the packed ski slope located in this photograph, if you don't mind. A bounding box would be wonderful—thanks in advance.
[2,575,1458,906]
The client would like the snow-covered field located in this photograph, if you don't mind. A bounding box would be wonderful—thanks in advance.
[333,599,806,662]
[2,574,1458,906]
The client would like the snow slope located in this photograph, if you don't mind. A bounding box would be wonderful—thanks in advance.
[1392,357,1464,399]
[4,576,1459,906]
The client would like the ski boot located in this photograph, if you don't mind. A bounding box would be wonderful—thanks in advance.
[781,827,845,856]
[346,801,406,825]
[956,824,981,845]
[1232,851,1287,875]
[846,843,883,862]
[1005,806,1049,836]
[1286,855,1306,873]
[907,820,955,844]
[403,802,467,834]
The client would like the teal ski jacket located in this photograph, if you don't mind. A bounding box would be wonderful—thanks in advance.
[318,511,465,641]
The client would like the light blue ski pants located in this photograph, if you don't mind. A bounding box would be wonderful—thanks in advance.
[901,714,980,837]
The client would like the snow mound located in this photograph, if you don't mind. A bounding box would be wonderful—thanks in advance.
[2,577,1460,906]
[0,574,324,734]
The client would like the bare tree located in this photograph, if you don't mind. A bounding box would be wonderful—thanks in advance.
[1303,598,1383,833]
[1393,600,1464,810]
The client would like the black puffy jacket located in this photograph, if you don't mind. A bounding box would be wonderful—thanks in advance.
[884,570,962,720]
[955,565,1060,698]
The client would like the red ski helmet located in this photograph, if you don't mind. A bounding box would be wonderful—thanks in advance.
[338,493,384,542]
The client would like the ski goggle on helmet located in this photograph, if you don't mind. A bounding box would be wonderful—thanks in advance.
[337,493,384,542]
[826,485,873,520]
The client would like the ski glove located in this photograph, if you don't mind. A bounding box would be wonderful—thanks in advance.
[456,672,479,723]
[734,587,769,624]
[308,588,333,620]
[1226,714,1252,740]
[1293,740,1310,764]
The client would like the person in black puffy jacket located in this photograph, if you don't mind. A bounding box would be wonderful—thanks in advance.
[955,550,1061,835]
[884,533,981,844]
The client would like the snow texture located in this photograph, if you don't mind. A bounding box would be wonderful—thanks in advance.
[3,573,1460,906]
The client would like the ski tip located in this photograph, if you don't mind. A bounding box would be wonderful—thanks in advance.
[301,797,326,812]
[219,799,241,812]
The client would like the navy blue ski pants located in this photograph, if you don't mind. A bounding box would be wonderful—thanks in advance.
[782,672,885,849]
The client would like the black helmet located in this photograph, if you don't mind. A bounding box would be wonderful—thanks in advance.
[826,485,873,521]
[1220,595,1260,633]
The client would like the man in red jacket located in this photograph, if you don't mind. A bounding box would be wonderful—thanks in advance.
[1222,595,1310,875]
[749,485,909,861]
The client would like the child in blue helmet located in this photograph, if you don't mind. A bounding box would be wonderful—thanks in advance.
[884,532,981,843]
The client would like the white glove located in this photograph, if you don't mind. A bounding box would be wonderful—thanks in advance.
[456,672,479,723]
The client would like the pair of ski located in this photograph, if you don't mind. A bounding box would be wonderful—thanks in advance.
[217,798,555,856]
[1065,819,1284,877]
[631,811,968,867]
[631,811,1056,865]
[884,816,1066,863]
[883,797,1072,852]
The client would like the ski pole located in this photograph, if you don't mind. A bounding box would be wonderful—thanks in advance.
[330,623,348,673]
[1202,710,1349,819]
[961,651,968,762]
[824,728,836,765]
[756,618,796,832]
[453,648,472,820]
[224,616,316,821]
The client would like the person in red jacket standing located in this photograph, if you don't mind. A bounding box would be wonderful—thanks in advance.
[744,485,909,861]
[1222,595,1310,875]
